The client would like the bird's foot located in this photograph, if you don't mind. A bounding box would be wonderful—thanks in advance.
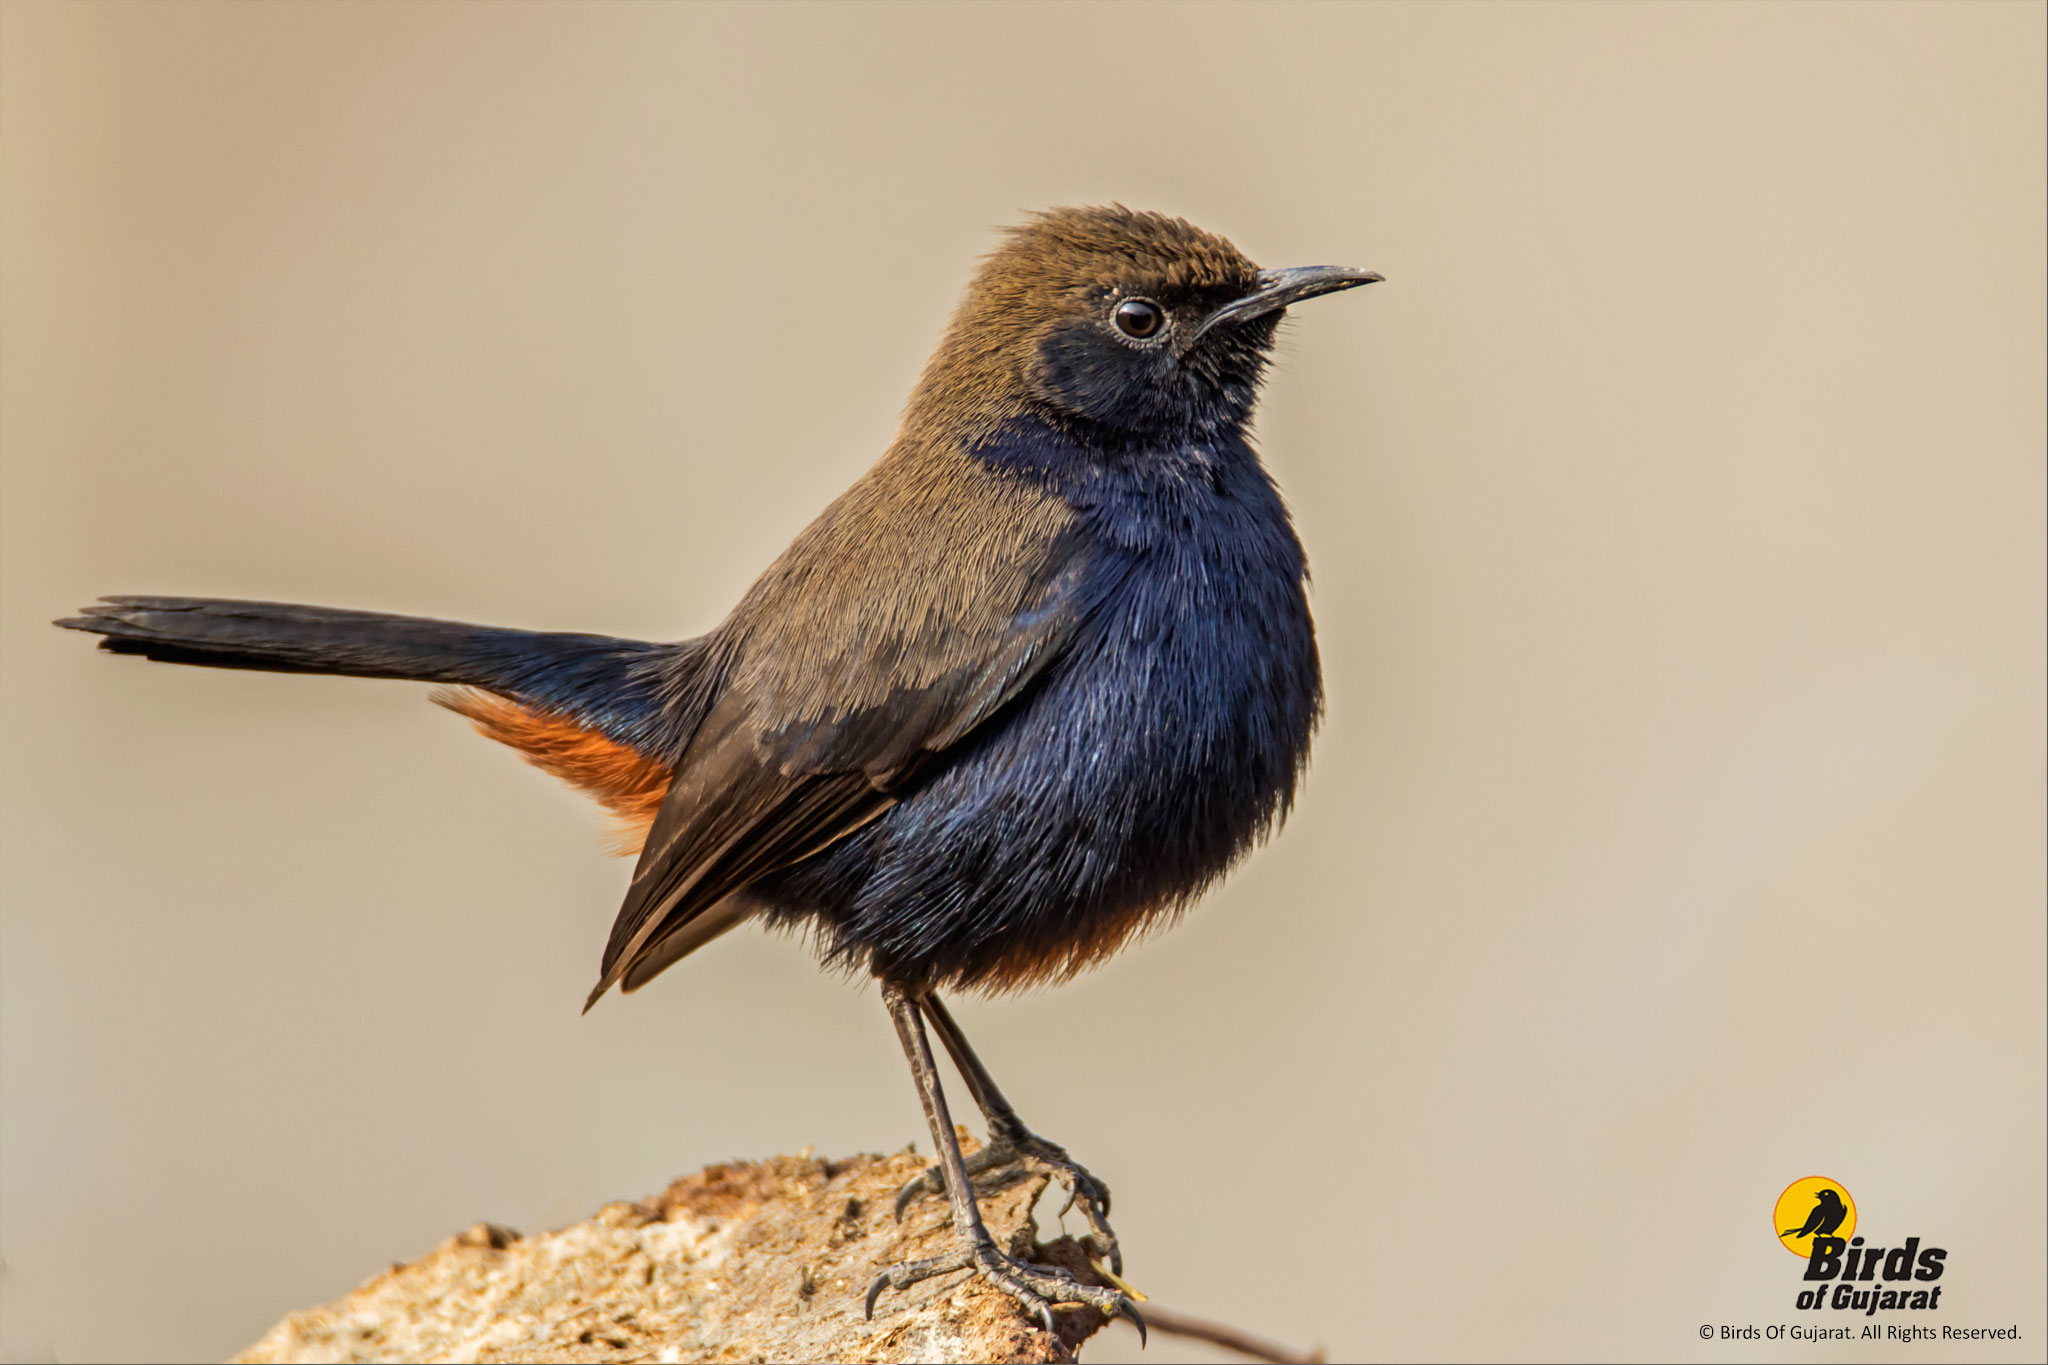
[863,1237,1145,1343]
[893,1126,1121,1273]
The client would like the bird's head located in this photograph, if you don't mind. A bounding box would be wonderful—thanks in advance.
[907,205,1379,447]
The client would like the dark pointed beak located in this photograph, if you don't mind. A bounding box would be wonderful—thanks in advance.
[1196,265,1383,338]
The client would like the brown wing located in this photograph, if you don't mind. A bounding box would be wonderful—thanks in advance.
[583,448,1091,1009]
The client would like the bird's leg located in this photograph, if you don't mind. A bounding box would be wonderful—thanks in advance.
[865,978,1144,1342]
[892,992,1122,1274]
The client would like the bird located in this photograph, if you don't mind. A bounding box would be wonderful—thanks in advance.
[1783,1188,1850,1240]
[57,205,1379,1336]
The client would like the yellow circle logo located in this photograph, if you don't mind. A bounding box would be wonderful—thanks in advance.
[1775,1176,1856,1258]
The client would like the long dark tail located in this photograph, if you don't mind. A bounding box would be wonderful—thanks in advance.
[56,595,701,756]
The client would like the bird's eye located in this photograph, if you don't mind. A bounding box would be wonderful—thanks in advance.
[1113,298,1166,340]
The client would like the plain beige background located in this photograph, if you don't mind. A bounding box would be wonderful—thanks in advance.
[2,2,2041,1361]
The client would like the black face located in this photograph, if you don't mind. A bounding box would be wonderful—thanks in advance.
[1030,283,1279,440]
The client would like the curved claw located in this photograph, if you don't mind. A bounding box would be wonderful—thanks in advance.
[892,1173,926,1223]
[1034,1300,1057,1336]
[864,1271,889,1320]
[1115,1297,1148,1347]
[1071,1170,1110,1219]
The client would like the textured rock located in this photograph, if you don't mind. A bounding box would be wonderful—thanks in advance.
[235,1147,1111,1364]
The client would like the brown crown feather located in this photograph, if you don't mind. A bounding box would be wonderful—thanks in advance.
[900,204,1262,449]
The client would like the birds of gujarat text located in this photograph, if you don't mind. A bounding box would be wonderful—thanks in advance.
[59,205,1380,1334]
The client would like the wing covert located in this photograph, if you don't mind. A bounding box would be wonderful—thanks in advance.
[583,452,1097,1008]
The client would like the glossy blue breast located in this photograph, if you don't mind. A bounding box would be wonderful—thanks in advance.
[758,420,1322,989]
